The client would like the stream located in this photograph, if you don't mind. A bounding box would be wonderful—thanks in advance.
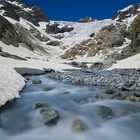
[0,74,140,140]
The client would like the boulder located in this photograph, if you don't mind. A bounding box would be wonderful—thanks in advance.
[35,102,60,126]
[72,119,88,132]
[32,79,42,84]
[41,108,60,125]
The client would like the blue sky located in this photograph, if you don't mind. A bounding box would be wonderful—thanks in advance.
[25,0,140,21]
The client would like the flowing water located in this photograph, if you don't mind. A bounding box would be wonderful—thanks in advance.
[0,74,140,140]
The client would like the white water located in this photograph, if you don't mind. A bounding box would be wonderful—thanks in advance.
[0,74,140,140]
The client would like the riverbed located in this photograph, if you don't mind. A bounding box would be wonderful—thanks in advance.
[0,74,140,140]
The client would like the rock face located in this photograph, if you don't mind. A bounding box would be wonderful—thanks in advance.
[95,23,127,48]
[78,17,95,23]
[46,22,74,34]
[121,13,140,58]
[0,15,19,47]
[0,0,49,26]
[112,4,140,22]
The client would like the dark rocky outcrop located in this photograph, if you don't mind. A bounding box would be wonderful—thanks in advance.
[95,23,127,48]
[0,0,49,26]
[121,13,140,58]
[78,17,95,23]
[46,22,74,34]
[0,15,19,47]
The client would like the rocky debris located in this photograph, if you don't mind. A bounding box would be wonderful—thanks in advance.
[129,96,140,102]
[46,40,62,46]
[46,22,74,34]
[32,79,42,84]
[35,102,49,109]
[35,102,60,126]
[72,119,88,132]
[105,89,116,95]
[49,69,140,93]
[78,17,95,23]
[0,15,19,47]
[0,0,49,26]
[112,4,140,22]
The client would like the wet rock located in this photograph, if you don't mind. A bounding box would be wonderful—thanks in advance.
[35,102,60,125]
[96,105,113,119]
[35,102,49,109]
[43,87,54,91]
[129,96,140,102]
[72,119,88,132]
[105,89,116,95]
[41,108,60,125]
[32,79,42,84]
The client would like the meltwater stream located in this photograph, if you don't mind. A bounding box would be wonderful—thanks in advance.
[0,74,140,140]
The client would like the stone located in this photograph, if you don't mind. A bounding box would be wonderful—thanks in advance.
[96,105,113,119]
[105,89,116,95]
[72,119,88,132]
[35,102,49,109]
[32,79,42,84]
[41,108,60,125]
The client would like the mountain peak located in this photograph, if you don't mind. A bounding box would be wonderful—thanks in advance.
[0,0,49,26]
[112,3,140,22]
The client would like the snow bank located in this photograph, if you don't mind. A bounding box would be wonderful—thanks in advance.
[0,65,25,107]
[109,53,140,69]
